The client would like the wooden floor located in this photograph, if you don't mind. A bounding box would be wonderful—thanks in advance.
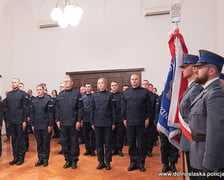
[0,134,183,180]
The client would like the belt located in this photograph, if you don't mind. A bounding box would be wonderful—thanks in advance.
[191,134,206,142]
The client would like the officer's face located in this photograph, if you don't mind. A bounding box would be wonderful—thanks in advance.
[130,75,140,88]
[97,79,106,91]
[195,65,209,84]
[36,86,44,97]
[11,79,19,90]
[19,83,24,90]
[111,82,119,92]
[182,64,193,79]
[64,77,73,90]
[142,81,149,89]
[80,87,86,95]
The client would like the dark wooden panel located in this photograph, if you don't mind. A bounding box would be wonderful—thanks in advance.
[67,68,144,92]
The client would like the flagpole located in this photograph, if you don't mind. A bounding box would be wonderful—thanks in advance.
[170,2,186,180]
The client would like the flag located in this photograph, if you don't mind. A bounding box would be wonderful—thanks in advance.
[157,28,188,149]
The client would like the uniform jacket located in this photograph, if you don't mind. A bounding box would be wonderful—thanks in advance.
[189,79,224,171]
[6,89,29,125]
[90,90,115,127]
[30,94,53,129]
[56,88,83,126]
[82,93,92,123]
[179,82,203,152]
[112,91,123,123]
[121,86,152,126]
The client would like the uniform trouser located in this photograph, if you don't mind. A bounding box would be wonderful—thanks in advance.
[53,120,60,137]
[83,122,95,152]
[24,125,29,151]
[112,122,124,151]
[145,122,156,153]
[0,135,2,156]
[95,127,112,163]
[127,126,146,167]
[60,126,80,162]
[34,129,50,162]
[3,119,10,138]
[10,124,26,161]
[160,132,178,165]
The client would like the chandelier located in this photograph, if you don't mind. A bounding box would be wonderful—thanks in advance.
[50,0,83,28]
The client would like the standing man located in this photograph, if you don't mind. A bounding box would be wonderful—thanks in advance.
[179,54,203,175]
[0,98,3,156]
[82,83,95,156]
[122,74,152,172]
[111,81,124,157]
[190,50,224,179]
[56,75,83,169]
[6,78,28,165]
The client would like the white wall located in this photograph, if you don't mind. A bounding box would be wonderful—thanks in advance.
[0,0,223,97]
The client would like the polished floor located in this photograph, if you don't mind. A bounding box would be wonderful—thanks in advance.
[0,134,183,180]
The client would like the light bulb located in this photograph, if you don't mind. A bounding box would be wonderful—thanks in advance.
[69,6,83,26]
[58,15,69,28]
[50,7,63,21]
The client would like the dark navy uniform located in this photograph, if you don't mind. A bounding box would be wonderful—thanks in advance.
[111,91,124,156]
[122,86,152,170]
[2,98,10,139]
[145,91,156,157]
[56,89,83,165]
[91,90,115,166]
[6,89,29,164]
[82,93,95,155]
[30,94,53,164]
[52,96,60,138]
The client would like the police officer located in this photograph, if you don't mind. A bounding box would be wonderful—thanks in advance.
[56,75,83,169]
[190,50,224,180]
[30,84,53,167]
[111,81,124,157]
[219,73,224,87]
[122,74,152,172]
[82,83,95,156]
[6,78,28,165]
[142,80,156,157]
[91,78,116,170]
[179,54,203,176]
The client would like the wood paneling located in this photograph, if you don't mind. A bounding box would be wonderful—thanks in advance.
[0,135,183,180]
[66,68,144,91]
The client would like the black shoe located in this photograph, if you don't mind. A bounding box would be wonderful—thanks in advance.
[96,162,106,169]
[170,164,177,173]
[63,161,71,169]
[35,160,43,167]
[106,163,111,170]
[139,166,145,172]
[9,159,18,165]
[83,150,91,156]
[112,150,118,155]
[118,150,124,157]
[127,165,138,171]
[16,160,24,166]
[147,151,152,157]
[58,150,63,154]
[43,161,48,167]
[71,161,77,169]
[162,164,170,173]
[91,151,96,156]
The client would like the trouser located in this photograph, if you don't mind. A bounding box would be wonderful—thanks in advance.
[95,127,112,163]
[0,135,2,156]
[60,126,80,162]
[34,129,50,162]
[24,125,29,151]
[83,122,95,152]
[10,124,26,161]
[112,122,124,151]
[127,126,146,167]
[160,132,178,165]
[53,120,60,137]
[145,121,156,153]
[3,119,10,138]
